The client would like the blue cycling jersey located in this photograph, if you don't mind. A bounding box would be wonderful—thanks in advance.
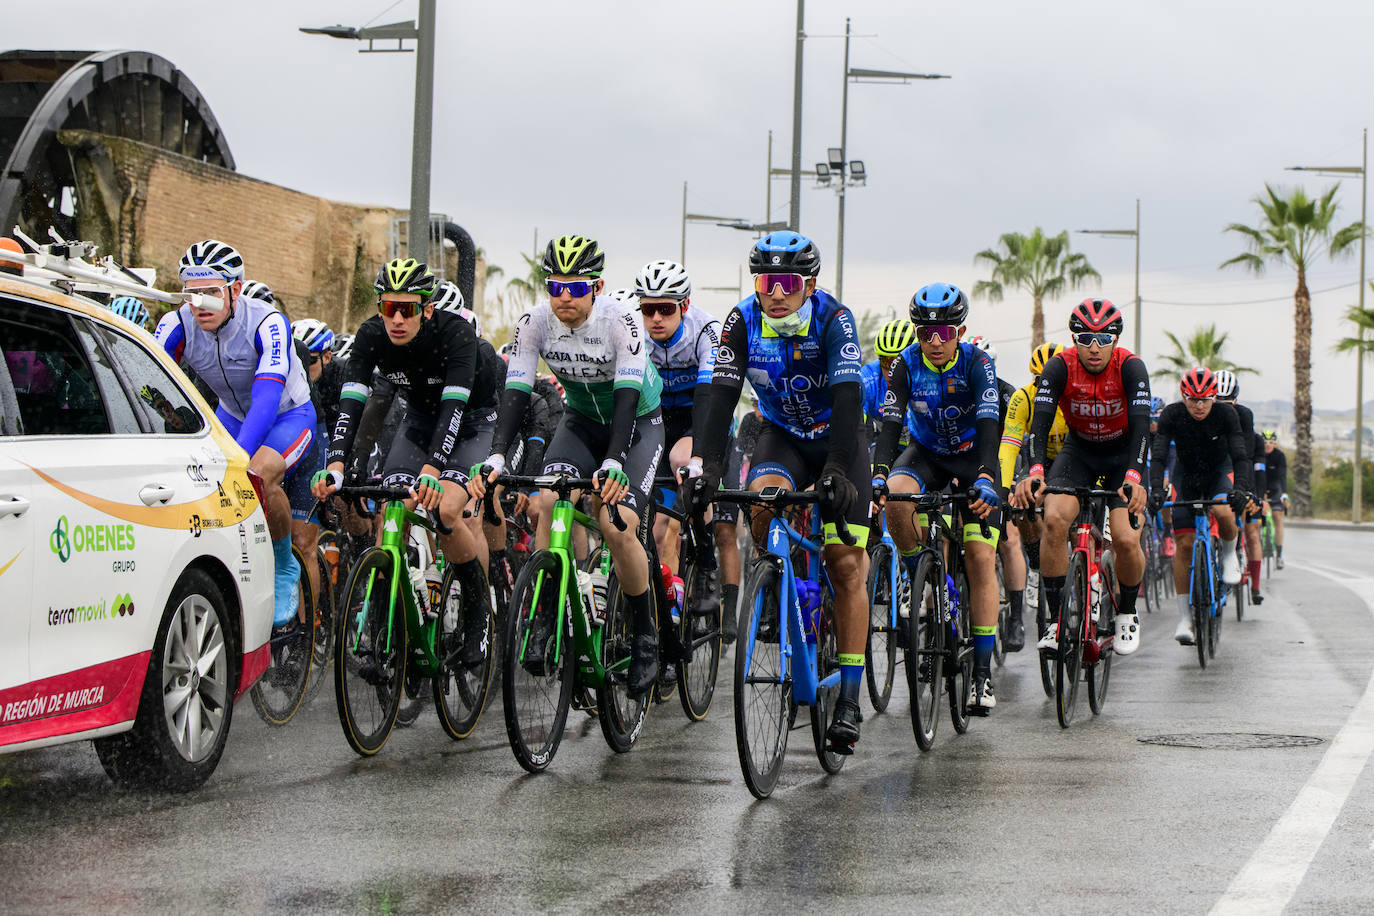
[648,306,719,413]
[713,289,863,439]
[862,358,922,441]
[892,341,999,456]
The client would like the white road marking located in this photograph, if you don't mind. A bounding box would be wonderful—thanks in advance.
[1210,565,1374,915]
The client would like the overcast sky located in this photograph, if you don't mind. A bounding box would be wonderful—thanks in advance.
[11,0,1374,410]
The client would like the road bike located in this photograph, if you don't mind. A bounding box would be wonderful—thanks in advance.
[864,508,908,713]
[1164,497,1230,669]
[1260,508,1278,579]
[249,543,319,726]
[332,485,494,755]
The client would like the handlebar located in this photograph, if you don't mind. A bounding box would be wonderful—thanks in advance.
[885,488,993,540]
[333,485,453,535]
[1162,498,1232,510]
[712,485,857,546]
[485,473,628,531]
[1039,484,1141,530]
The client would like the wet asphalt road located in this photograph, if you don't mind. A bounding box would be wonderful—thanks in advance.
[3,528,1374,914]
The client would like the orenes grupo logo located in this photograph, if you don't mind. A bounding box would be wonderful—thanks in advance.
[50,515,135,563]
[50,516,71,562]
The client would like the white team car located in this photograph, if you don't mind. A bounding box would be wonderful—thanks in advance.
[0,264,273,790]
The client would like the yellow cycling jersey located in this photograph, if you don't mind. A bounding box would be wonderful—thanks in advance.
[998,382,1068,487]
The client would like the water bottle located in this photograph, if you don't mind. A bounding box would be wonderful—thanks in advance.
[660,563,683,625]
[945,574,961,641]
[425,564,445,625]
[797,579,821,644]
[588,551,610,627]
[577,569,596,630]
[1089,569,1102,625]
[411,565,432,619]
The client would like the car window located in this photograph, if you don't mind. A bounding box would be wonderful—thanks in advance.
[0,298,110,435]
[0,340,19,435]
[96,325,206,435]
[72,316,142,434]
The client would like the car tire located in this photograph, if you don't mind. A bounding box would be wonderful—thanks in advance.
[94,568,237,791]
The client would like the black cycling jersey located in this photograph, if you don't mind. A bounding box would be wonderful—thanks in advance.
[735,411,763,460]
[311,355,345,431]
[997,376,1016,429]
[1264,447,1288,499]
[510,376,563,476]
[1149,401,1253,496]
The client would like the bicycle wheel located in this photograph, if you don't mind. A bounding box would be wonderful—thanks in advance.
[1055,553,1087,728]
[734,557,791,799]
[502,549,575,773]
[678,550,721,722]
[433,562,495,740]
[810,593,846,775]
[1234,565,1246,623]
[395,684,427,727]
[905,550,945,751]
[598,571,650,753]
[864,542,898,712]
[1191,545,1209,670]
[948,569,973,735]
[1089,554,1116,716]
[250,544,317,726]
[334,547,405,755]
[1036,576,1054,699]
[992,552,1008,668]
[309,539,335,676]
[1140,526,1156,615]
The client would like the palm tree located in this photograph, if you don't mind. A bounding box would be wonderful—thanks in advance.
[972,228,1101,349]
[1221,183,1365,516]
[505,252,547,310]
[1155,324,1257,385]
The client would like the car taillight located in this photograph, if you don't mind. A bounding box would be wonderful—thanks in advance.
[246,468,268,510]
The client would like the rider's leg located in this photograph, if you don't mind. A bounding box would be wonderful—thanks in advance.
[999,520,1026,650]
[438,480,493,665]
[1107,503,1144,653]
[1172,520,1197,643]
[252,443,301,628]
[1244,516,1263,598]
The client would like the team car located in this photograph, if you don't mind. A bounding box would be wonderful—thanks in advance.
[0,236,273,790]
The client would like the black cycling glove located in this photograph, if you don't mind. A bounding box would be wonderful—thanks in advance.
[817,460,857,521]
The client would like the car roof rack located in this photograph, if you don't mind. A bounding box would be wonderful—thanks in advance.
[0,225,197,309]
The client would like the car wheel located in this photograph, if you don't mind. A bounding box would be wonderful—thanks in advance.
[95,568,237,791]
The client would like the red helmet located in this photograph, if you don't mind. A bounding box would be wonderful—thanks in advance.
[1179,366,1217,399]
[1069,298,1123,336]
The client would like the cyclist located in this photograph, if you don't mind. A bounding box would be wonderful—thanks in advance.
[155,240,316,631]
[1262,430,1287,568]
[108,296,151,331]
[468,234,665,697]
[1148,395,1178,559]
[1214,370,1267,603]
[1012,298,1150,656]
[684,231,870,752]
[1150,368,1255,644]
[313,258,496,666]
[862,318,917,431]
[998,341,1068,649]
[873,283,1002,712]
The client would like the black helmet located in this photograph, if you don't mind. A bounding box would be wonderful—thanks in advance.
[748,231,821,277]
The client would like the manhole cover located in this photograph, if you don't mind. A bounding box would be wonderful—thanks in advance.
[1138,733,1325,750]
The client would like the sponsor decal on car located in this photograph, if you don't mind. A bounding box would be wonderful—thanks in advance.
[22,462,256,533]
[46,593,134,627]
[49,515,135,563]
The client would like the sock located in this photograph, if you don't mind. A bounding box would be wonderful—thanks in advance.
[625,588,654,636]
[1008,590,1024,620]
[1044,575,1067,618]
[1277,545,1283,557]
[1117,582,1140,617]
[1025,540,1041,570]
[1220,536,1237,556]
[1176,593,1191,622]
[900,549,921,579]
[456,558,490,618]
[839,653,864,703]
[973,626,996,670]
[722,583,739,615]
[272,535,293,571]
[1249,560,1262,589]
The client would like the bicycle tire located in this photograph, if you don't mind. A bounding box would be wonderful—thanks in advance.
[502,549,575,773]
[810,593,846,775]
[864,542,898,712]
[597,570,650,753]
[948,569,973,735]
[251,543,317,727]
[992,552,1008,668]
[678,551,721,723]
[1089,553,1116,716]
[334,547,405,755]
[905,550,944,751]
[433,562,495,739]
[1036,576,1054,699]
[1234,566,1246,623]
[1055,553,1087,728]
[309,539,335,677]
[1191,543,1209,670]
[1141,526,1157,615]
[734,557,791,799]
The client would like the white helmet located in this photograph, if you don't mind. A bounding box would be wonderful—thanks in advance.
[292,317,334,353]
[431,279,465,313]
[608,287,637,304]
[333,334,354,361]
[635,259,691,301]
[241,280,275,305]
[1214,369,1238,399]
[178,239,244,284]
[968,334,998,363]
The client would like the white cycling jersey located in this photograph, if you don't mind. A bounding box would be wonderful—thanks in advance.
[648,306,719,414]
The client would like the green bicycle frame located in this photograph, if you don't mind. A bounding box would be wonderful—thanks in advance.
[354,499,447,679]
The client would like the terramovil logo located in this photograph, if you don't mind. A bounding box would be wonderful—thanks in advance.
[50,516,135,563]
[47,593,132,626]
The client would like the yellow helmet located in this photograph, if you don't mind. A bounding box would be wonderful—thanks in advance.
[1029,342,1065,376]
[875,318,916,358]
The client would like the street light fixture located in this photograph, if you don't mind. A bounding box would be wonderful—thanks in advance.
[1076,199,1142,354]
[814,162,832,186]
[301,3,437,261]
[1288,127,1368,523]
[848,161,866,185]
[680,181,757,262]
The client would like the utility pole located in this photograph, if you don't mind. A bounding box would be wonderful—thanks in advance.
[408,0,436,260]
[836,18,851,300]
[789,0,805,231]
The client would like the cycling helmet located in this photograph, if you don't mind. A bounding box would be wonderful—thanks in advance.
[241,280,275,305]
[1149,395,1166,417]
[608,288,637,304]
[374,258,437,297]
[1028,342,1065,375]
[109,297,150,329]
[498,341,516,358]
[909,283,970,325]
[333,334,354,361]
[635,259,692,300]
[543,234,605,277]
[1262,429,1278,441]
[1068,298,1123,336]
[874,318,916,358]
[1214,369,1239,399]
[179,239,244,284]
[748,231,821,277]
[968,334,998,362]
[1179,367,1218,399]
[430,279,465,313]
[292,317,335,353]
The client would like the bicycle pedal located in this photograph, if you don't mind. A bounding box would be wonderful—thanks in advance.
[967,704,990,718]
[826,739,856,756]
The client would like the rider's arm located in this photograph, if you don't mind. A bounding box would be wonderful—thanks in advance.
[690,320,721,441]
[698,307,747,475]
[998,388,1030,488]
[153,309,186,362]
[1120,355,1152,486]
[874,356,910,476]
[422,321,478,470]
[1220,404,1254,494]
[969,349,1001,481]
[234,311,294,458]
[819,306,865,473]
[1251,433,1267,498]
[1026,354,1068,476]
[1149,408,1172,494]
[520,385,553,474]
[327,330,380,466]
[603,307,651,469]
[489,312,543,460]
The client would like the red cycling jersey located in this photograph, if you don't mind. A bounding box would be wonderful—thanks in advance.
[1056,345,1140,443]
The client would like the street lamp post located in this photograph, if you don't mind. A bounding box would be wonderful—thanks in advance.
[680,181,787,263]
[302,4,437,260]
[1077,199,1142,354]
[1288,127,1368,523]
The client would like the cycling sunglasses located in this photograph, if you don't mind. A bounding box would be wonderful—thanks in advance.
[1073,331,1117,348]
[639,302,682,317]
[753,273,806,296]
[915,324,960,344]
[546,279,597,298]
[378,299,422,319]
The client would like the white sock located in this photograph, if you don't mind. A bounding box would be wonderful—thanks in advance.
[1220,537,1237,554]
[1176,594,1191,621]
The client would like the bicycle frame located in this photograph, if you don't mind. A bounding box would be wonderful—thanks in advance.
[354,497,449,679]
[872,510,903,634]
[1167,500,1226,622]
[1042,487,1129,662]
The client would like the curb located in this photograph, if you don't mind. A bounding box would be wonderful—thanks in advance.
[1285,519,1374,532]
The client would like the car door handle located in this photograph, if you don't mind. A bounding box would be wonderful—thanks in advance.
[139,485,175,506]
[0,495,29,518]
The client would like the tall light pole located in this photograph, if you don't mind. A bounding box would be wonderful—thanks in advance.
[680,181,784,263]
[1288,127,1368,523]
[789,0,805,231]
[1077,199,1142,353]
[302,2,437,260]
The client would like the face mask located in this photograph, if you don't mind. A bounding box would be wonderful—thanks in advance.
[761,300,813,337]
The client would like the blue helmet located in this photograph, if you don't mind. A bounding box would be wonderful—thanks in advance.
[748,231,821,277]
[1149,396,1165,417]
[109,296,150,329]
[292,318,334,354]
[910,283,969,325]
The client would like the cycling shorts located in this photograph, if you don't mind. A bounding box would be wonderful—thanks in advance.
[285,424,327,522]
[1170,468,1232,533]
[715,435,742,526]
[380,406,497,489]
[216,401,316,475]
[1045,438,1135,511]
[655,408,694,508]
[748,421,871,548]
[889,441,1001,548]
[542,408,664,519]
